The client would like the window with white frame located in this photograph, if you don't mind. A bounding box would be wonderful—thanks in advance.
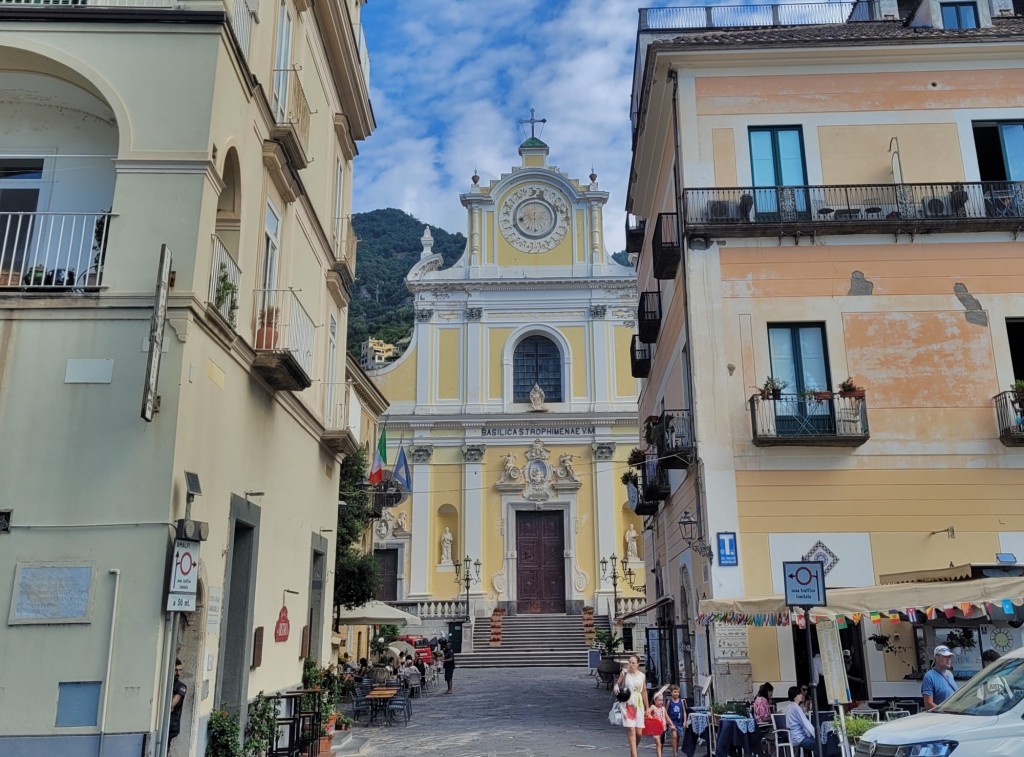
[333,158,345,254]
[272,0,293,123]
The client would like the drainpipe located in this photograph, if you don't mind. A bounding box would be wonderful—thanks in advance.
[99,568,121,757]
[668,67,712,699]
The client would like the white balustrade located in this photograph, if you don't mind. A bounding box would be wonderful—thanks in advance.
[208,234,241,327]
[0,211,111,289]
[252,288,315,378]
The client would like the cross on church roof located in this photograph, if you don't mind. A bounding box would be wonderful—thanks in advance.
[519,108,547,139]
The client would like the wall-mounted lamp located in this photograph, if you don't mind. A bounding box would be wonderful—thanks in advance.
[282,588,299,606]
[929,525,956,540]
[244,490,265,502]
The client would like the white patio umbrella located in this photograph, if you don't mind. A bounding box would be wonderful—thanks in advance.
[336,601,421,627]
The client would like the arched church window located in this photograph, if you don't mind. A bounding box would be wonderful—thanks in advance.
[513,335,562,403]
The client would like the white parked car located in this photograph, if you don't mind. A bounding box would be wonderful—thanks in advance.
[856,646,1024,756]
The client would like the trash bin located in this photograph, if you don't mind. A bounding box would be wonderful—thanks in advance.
[448,621,464,653]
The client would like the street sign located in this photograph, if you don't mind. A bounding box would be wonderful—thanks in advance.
[815,618,851,704]
[274,606,291,642]
[141,244,172,422]
[166,592,197,612]
[170,539,200,593]
[717,532,738,566]
[783,560,827,607]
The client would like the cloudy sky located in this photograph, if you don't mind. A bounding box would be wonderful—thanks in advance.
[356,0,675,252]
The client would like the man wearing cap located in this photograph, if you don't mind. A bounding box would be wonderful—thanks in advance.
[922,645,958,709]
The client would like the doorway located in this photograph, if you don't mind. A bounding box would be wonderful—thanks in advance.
[374,548,399,602]
[515,511,566,614]
[308,539,327,664]
[218,498,260,717]
[790,622,868,704]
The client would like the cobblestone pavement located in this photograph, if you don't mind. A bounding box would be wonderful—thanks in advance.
[338,667,708,757]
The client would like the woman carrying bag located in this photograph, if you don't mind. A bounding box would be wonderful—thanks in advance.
[613,655,650,757]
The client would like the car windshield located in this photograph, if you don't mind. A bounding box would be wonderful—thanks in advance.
[414,640,427,648]
[936,657,1024,716]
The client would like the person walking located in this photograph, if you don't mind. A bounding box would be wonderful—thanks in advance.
[922,645,958,709]
[442,640,456,694]
[644,688,669,757]
[666,685,687,757]
[614,655,650,757]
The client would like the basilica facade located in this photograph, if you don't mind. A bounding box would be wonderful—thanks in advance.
[369,137,643,619]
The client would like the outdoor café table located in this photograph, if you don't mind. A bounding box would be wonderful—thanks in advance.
[713,714,760,757]
[680,710,710,757]
[366,688,398,725]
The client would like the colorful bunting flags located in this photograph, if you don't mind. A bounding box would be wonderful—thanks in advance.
[906,608,918,623]
[889,612,901,624]
[869,611,882,624]
[927,607,937,620]
[960,603,973,617]
[851,612,863,625]
[1002,599,1015,615]
[836,616,848,629]
[943,606,955,619]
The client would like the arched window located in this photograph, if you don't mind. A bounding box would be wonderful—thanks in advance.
[513,335,562,402]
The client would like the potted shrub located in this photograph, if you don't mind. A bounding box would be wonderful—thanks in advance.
[1012,379,1024,403]
[842,715,879,746]
[256,306,279,349]
[761,375,788,400]
[336,714,355,732]
[622,447,644,490]
[643,415,663,447]
[595,628,624,680]
[807,388,832,401]
[214,263,240,327]
[206,705,242,757]
[868,633,894,653]
[838,377,866,399]
[242,691,280,757]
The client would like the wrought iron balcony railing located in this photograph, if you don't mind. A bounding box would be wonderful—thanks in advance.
[652,409,694,469]
[320,382,358,455]
[637,290,662,344]
[639,1,885,30]
[994,391,1024,447]
[208,234,241,328]
[271,67,313,169]
[252,288,315,391]
[641,451,671,501]
[750,392,869,447]
[683,182,1024,239]
[626,214,646,255]
[630,335,651,379]
[652,212,681,279]
[0,211,111,290]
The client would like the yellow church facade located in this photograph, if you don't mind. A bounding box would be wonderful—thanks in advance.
[369,138,646,623]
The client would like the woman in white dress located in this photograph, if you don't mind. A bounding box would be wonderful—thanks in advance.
[614,655,649,757]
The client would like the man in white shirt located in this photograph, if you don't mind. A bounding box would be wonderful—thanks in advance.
[785,685,816,751]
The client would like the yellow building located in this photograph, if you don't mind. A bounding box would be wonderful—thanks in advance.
[0,0,373,753]
[368,136,646,649]
[628,1,1024,701]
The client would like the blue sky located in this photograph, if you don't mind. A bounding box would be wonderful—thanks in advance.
[356,0,675,252]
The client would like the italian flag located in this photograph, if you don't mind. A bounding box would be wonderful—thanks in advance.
[369,429,387,485]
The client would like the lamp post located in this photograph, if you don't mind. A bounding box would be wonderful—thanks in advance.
[600,553,625,620]
[454,554,481,620]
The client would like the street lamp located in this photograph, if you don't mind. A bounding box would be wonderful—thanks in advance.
[600,553,625,619]
[453,554,481,619]
[623,565,646,594]
[677,512,714,564]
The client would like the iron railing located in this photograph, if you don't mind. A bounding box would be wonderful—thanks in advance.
[642,451,671,501]
[750,392,869,447]
[354,23,371,90]
[332,215,358,267]
[994,391,1024,447]
[0,211,111,290]
[652,213,681,279]
[638,291,662,344]
[252,288,315,379]
[229,0,253,58]
[625,214,646,255]
[272,67,312,157]
[630,335,651,379]
[654,409,694,468]
[639,1,883,30]
[208,234,241,327]
[683,182,1024,237]
[321,382,351,431]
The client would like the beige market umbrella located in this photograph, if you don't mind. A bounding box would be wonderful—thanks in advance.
[336,601,421,627]
[388,641,415,658]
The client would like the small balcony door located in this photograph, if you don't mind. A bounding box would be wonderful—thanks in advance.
[768,324,832,435]
[749,127,808,218]
[0,158,46,275]
[272,0,293,123]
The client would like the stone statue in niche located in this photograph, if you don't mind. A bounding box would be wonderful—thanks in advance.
[557,453,579,482]
[529,383,548,412]
[440,526,454,565]
[625,523,640,563]
[395,511,408,533]
[376,509,393,539]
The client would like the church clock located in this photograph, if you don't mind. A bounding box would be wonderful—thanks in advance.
[498,184,570,253]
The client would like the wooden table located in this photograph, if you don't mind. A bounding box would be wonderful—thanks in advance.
[365,688,398,725]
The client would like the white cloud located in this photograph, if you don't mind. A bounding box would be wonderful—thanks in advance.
[354,0,668,251]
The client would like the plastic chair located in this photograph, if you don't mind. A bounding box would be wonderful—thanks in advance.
[771,713,797,757]
[406,670,422,698]
[387,690,410,726]
[351,693,371,723]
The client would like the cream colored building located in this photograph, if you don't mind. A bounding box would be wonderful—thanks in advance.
[360,336,400,370]
[0,0,373,753]
[369,138,646,637]
[628,0,1024,701]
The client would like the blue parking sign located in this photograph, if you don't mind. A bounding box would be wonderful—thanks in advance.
[717,532,738,566]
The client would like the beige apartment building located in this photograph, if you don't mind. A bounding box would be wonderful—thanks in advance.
[627,0,1024,702]
[0,0,373,754]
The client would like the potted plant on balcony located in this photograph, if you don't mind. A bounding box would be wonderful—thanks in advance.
[256,306,279,349]
[838,377,866,399]
[215,263,239,327]
[760,375,788,400]
[621,447,644,490]
[1012,379,1024,403]
[643,415,662,447]
[805,388,832,401]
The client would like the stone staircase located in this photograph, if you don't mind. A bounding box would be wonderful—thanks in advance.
[457,613,611,668]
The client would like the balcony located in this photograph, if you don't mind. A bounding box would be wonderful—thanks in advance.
[321,382,358,454]
[641,452,670,502]
[330,216,357,290]
[206,234,240,329]
[637,291,662,344]
[252,288,315,391]
[994,391,1024,447]
[750,392,869,447]
[271,67,312,170]
[625,214,646,255]
[652,213,680,279]
[0,211,111,291]
[650,409,694,469]
[630,335,651,379]
[229,0,253,59]
[683,182,1024,240]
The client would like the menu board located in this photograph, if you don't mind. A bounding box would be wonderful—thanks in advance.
[714,625,749,661]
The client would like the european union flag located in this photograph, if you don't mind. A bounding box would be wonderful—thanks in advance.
[392,446,412,492]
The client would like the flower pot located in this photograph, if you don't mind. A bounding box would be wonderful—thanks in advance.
[597,656,621,678]
[812,391,832,401]
[840,389,866,399]
[256,322,279,349]
[319,734,333,751]
[771,389,783,400]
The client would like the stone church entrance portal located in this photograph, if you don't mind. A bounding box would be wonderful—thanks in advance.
[516,511,565,614]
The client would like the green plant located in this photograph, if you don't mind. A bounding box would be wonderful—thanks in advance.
[1012,379,1024,394]
[594,629,624,656]
[206,705,242,757]
[369,624,399,662]
[944,628,976,651]
[215,263,240,326]
[643,415,662,445]
[337,713,355,728]
[26,265,45,287]
[710,702,730,715]
[838,377,863,393]
[582,605,594,614]
[761,375,789,395]
[242,692,280,757]
[842,715,879,744]
[868,633,895,653]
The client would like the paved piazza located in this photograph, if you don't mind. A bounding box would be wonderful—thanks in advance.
[339,667,707,757]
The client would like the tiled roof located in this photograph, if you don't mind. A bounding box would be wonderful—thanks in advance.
[653,17,1024,49]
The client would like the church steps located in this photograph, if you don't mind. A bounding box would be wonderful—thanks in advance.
[457,614,611,668]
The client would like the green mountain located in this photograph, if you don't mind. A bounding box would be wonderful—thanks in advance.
[348,208,466,349]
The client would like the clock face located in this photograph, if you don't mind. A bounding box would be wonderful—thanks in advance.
[498,185,570,253]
